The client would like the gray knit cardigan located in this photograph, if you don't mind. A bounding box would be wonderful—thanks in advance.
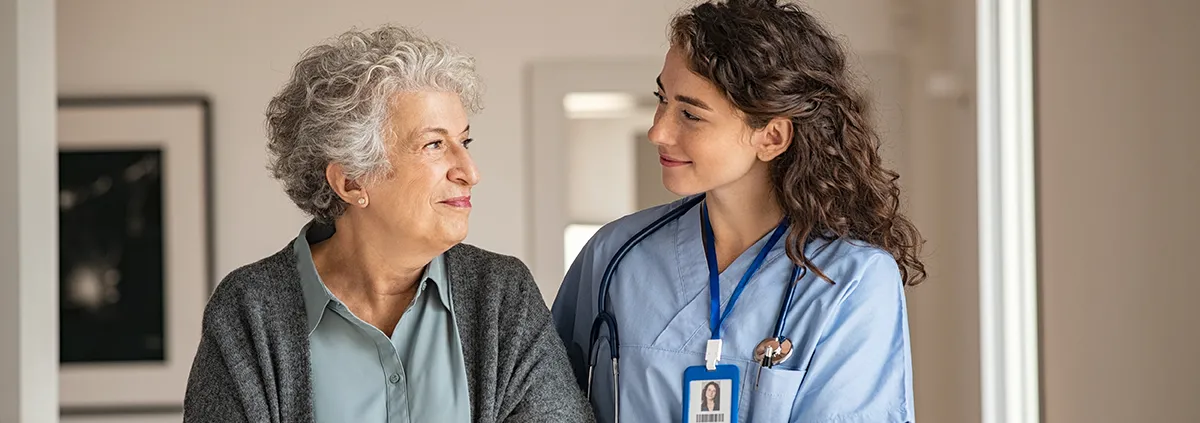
[182,241,596,423]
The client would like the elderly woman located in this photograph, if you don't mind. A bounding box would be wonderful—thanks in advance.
[183,25,593,423]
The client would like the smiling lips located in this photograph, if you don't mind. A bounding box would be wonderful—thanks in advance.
[659,154,691,168]
[440,196,472,208]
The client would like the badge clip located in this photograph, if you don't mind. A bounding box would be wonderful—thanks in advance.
[705,339,722,371]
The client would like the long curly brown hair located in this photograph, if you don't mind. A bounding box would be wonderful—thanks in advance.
[670,0,927,286]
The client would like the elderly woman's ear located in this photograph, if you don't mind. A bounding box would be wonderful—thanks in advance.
[324,162,368,208]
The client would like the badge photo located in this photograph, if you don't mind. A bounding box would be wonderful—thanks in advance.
[682,364,739,423]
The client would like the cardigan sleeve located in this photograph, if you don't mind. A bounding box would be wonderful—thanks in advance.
[183,327,251,423]
[182,260,311,423]
[495,256,597,423]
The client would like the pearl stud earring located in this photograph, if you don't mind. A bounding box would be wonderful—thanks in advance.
[357,197,367,206]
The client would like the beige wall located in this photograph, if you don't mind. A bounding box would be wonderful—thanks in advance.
[1038,0,1200,422]
[893,0,981,422]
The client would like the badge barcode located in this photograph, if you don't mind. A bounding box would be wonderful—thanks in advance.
[695,414,726,423]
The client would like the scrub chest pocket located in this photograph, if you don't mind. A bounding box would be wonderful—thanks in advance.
[742,365,806,423]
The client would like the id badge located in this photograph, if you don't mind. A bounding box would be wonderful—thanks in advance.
[682,364,739,423]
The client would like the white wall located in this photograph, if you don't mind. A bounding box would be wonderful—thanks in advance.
[1,0,59,421]
[633,131,682,210]
[566,113,647,224]
[1038,0,1200,421]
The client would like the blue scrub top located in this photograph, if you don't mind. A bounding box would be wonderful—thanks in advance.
[551,196,915,423]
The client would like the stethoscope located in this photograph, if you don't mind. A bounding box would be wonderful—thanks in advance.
[585,194,807,421]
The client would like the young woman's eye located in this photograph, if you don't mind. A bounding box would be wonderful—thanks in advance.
[681,110,701,121]
[652,91,666,103]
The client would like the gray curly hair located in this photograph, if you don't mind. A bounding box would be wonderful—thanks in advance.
[265,24,484,223]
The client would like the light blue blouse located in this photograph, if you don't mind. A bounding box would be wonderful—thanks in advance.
[295,223,472,423]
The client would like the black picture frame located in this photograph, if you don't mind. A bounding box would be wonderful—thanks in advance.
[56,95,214,417]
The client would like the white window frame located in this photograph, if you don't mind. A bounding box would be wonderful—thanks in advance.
[977,0,1040,422]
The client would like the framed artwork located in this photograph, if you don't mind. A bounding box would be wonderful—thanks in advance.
[57,96,213,415]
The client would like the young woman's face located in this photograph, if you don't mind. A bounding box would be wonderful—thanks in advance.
[705,384,717,399]
[648,46,764,197]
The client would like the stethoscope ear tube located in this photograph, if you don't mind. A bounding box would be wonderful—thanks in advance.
[596,194,707,313]
[588,312,620,362]
[585,194,707,422]
[772,266,806,339]
[586,312,618,402]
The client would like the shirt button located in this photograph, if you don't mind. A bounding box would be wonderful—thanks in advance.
[388,373,400,384]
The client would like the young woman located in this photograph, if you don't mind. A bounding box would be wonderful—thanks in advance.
[701,382,721,412]
[551,1,926,422]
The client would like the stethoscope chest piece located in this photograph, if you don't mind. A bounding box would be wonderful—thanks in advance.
[753,337,794,367]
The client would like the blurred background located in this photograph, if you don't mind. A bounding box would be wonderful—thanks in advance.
[2,0,1197,422]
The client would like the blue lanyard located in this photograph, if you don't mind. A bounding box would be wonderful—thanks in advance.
[700,202,789,341]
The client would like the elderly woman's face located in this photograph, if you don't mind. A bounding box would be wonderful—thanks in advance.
[367,91,479,247]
